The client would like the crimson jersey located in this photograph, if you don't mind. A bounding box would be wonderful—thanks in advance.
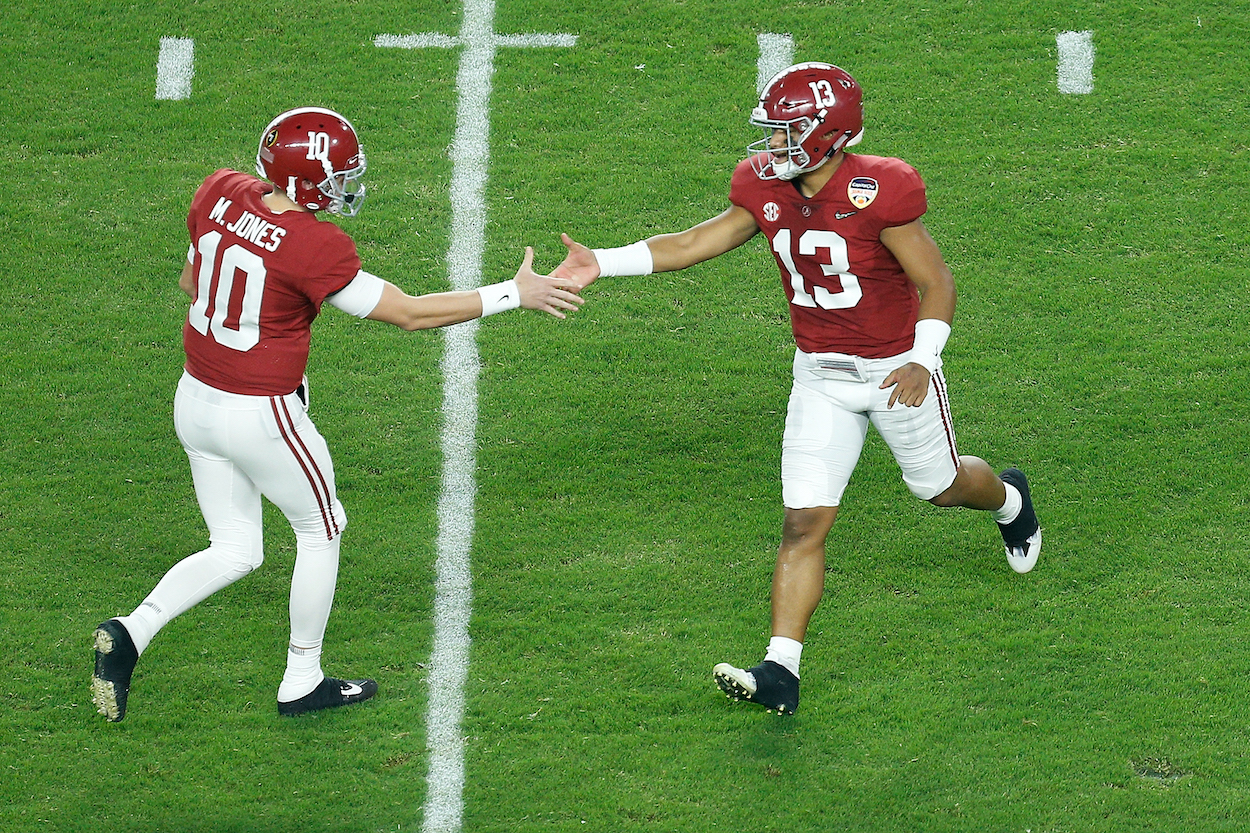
[183,169,362,395]
[730,153,928,357]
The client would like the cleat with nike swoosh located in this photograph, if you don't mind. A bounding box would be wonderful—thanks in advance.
[997,468,1041,574]
[278,676,378,716]
[713,660,799,715]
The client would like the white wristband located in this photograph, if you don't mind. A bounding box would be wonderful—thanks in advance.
[477,279,521,317]
[592,241,653,277]
[910,318,951,373]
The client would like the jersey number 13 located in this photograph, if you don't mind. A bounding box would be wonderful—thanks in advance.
[772,228,862,310]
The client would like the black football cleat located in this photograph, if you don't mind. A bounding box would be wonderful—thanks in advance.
[713,660,799,715]
[278,676,378,716]
[92,619,139,722]
[998,467,1041,573]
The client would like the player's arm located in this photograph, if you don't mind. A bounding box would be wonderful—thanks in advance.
[878,219,957,408]
[552,204,760,292]
[352,247,583,331]
[178,256,194,298]
[881,219,956,324]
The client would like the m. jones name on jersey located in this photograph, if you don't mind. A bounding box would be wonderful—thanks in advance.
[207,196,287,252]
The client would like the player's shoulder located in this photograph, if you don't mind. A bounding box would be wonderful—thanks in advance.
[837,154,927,225]
[207,168,265,196]
[843,153,923,187]
[729,155,777,199]
[731,156,759,180]
[193,168,262,204]
[280,209,360,269]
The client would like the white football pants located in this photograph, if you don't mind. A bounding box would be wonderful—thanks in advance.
[782,348,961,509]
[128,372,347,656]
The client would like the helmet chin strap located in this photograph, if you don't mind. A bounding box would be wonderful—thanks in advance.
[285,176,298,202]
[774,152,830,181]
[775,127,861,181]
[773,158,804,181]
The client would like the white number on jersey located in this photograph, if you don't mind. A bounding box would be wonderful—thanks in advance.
[188,229,266,351]
[772,227,863,310]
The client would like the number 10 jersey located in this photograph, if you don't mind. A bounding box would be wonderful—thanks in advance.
[182,169,363,396]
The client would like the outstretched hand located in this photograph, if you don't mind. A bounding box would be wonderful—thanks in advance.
[513,246,585,319]
[551,233,602,293]
[880,362,932,409]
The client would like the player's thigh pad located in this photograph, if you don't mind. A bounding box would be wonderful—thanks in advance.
[175,373,346,543]
[250,389,346,542]
[868,363,960,501]
[781,353,876,509]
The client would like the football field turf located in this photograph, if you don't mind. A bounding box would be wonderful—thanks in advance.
[2,1,1249,831]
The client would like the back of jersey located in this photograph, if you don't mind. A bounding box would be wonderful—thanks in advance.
[182,169,362,396]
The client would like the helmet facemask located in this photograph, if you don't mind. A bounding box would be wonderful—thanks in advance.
[750,112,822,181]
[748,110,861,181]
[315,151,367,217]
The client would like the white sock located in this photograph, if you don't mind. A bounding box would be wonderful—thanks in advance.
[764,636,803,679]
[116,602,164,656]
[279,532,340,703]
[278,644,325,702]
[993,482,1023,524]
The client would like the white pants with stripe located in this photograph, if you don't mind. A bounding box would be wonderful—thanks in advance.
[134,372,346,652]
[781,348,961,509]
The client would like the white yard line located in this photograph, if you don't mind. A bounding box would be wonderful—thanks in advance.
[376,8,575,832]
[155,37,194,100]
[1057,30,1095,94]
[756,33,794,93]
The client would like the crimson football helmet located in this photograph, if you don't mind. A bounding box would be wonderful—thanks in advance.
[747,63,863,181]
[255,107,367,216]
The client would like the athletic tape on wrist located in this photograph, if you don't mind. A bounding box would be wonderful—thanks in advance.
[592,241,653,277]
[911,318,951,373]
[477,279,521,317]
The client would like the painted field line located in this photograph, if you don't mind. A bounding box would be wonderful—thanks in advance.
[1057,30,1094,94]
[376,8,575,832]
[155,37,194,100]
[756,33,794,93]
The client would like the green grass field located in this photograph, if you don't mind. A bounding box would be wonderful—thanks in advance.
[3,1,1249,831]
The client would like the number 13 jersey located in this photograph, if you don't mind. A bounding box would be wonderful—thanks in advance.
[729,152,928,359]
[183,169,363,396]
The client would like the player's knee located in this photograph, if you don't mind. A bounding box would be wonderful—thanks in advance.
[213,542,262,575]
[912,469,960,505]
[286,502,347,543]
[213,538,263,575]
[780,506,838,547]
[925,484,959,507]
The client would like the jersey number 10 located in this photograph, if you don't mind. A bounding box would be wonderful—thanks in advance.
[187,229,265,351]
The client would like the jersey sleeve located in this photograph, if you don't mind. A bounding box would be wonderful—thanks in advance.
[728,158,762,211]
[876,159,927,228]
[294,222,364,307]
[326,270,386,318]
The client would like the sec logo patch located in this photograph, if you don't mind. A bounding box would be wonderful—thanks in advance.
[763,202,780,222]
[847,177,878,209]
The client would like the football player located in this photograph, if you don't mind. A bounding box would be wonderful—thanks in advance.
[91,107,583,722]
[551,64,1040,715]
